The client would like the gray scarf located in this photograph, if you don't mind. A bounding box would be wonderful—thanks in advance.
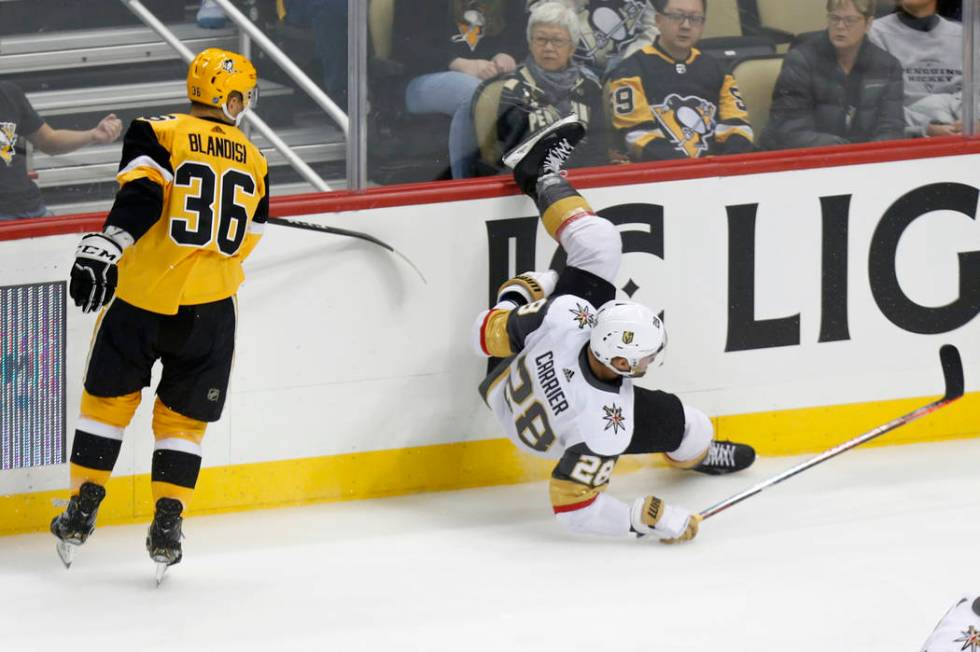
[524,57,588,111]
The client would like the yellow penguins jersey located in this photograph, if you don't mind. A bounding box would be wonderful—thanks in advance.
[104,113,269,315]
[607,39,754,160]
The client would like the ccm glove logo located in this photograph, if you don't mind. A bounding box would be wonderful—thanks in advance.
[69,233,124,313]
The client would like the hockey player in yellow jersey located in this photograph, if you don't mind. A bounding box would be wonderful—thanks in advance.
[475,115,755,543]
[52,48,268,579]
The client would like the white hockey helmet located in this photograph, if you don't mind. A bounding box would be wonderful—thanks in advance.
[589,301,667,378]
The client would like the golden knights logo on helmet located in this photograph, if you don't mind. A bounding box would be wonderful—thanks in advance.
[622,331,634,344]
[651,93,717,158]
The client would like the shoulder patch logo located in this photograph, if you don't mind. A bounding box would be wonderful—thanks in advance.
[602,404,626,434]
[212,126,225,134]
[569,303,596,329]
[954,626,980,652]
[651,93,717,158]
[563,368,575,382]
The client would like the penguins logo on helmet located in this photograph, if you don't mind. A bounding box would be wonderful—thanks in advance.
[186,48,258,126]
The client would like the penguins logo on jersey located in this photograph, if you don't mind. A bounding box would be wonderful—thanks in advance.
[582,0,646,53]
[0,122,17,166]
[651,93,717,158]
[452,8,485,51]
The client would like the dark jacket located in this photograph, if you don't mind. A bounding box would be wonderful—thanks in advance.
[392,0,528,79]
[492,64,608,171]
[761,32,905,150]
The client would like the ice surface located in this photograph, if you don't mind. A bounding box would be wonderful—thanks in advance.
[2,439,978,651]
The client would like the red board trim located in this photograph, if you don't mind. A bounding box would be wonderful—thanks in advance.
[3,136,978,243]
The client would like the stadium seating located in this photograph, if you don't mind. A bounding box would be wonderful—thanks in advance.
[0,1,345,214]
[731,55,784,137]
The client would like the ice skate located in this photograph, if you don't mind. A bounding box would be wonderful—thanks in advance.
[146,498,184,586]
[502,113,586,196]
[692,440,756,476]
[50,482,106,568]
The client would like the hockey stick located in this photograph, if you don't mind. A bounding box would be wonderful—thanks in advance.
[267,217,428,285]
[699,344,965,520]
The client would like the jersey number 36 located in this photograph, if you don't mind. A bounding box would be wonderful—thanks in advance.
[170,161,256,256]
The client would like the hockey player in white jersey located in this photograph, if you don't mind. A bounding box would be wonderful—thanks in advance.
[921,594,980,652]
[472,114,755,543]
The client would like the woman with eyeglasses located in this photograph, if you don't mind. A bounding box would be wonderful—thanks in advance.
[760,0,904,150]
[478,1,609,174]
[526,0,661,78]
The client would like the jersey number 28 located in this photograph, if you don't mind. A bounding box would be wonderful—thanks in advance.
[507,355,556,453]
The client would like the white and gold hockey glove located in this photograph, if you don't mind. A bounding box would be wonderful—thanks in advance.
[496,270,559,307]
[630,496,701,544]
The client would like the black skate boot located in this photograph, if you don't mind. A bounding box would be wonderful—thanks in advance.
[147,498,184,585]
[51,481,106,568]
[692,440,756,476]
[502,113,586,196]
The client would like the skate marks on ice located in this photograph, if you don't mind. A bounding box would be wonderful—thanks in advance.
[0,438,977,651]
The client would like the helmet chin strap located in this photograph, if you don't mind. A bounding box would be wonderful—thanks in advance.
[221,101,248,126]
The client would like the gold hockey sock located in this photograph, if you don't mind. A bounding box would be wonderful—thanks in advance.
[537,178,594,241]
[150,399,206,509]
[69,390,141,494]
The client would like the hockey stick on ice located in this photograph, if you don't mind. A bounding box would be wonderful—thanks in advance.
[699,344,965,520]
[267,217,428,285]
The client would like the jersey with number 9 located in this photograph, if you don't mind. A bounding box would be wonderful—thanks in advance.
[107,113,269,315]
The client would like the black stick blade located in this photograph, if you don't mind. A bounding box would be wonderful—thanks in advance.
[939,344,965,401]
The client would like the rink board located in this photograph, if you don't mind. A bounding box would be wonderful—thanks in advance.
[1,150,978,535]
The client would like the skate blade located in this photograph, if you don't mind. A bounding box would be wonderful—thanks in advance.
[154,562,169,586]
[56,540,78,569]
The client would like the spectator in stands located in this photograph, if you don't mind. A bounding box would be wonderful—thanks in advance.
[485,2,608,174]
[869,0,962,137]
[197,0,229,28]
[279,0,349,108]
[0,81,122,220]
[527,0,660,78]
[393,0,528,179]
[761,0,904,150]
[606,0,754,161]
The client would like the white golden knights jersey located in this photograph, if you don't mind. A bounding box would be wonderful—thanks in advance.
[921,595,980,652]
[105,113,269,315]
[478,292,686,513]
[607,40,754,160]
[480,294,637,461]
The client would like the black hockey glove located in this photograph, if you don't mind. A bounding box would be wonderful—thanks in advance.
[69,232,124,313]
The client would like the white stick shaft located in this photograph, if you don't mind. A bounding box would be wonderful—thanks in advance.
[699,395,956,519]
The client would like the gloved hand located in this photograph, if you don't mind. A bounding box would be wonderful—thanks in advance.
[631,496,701,544]
[496,270,559,306]
[69,232,124,313]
